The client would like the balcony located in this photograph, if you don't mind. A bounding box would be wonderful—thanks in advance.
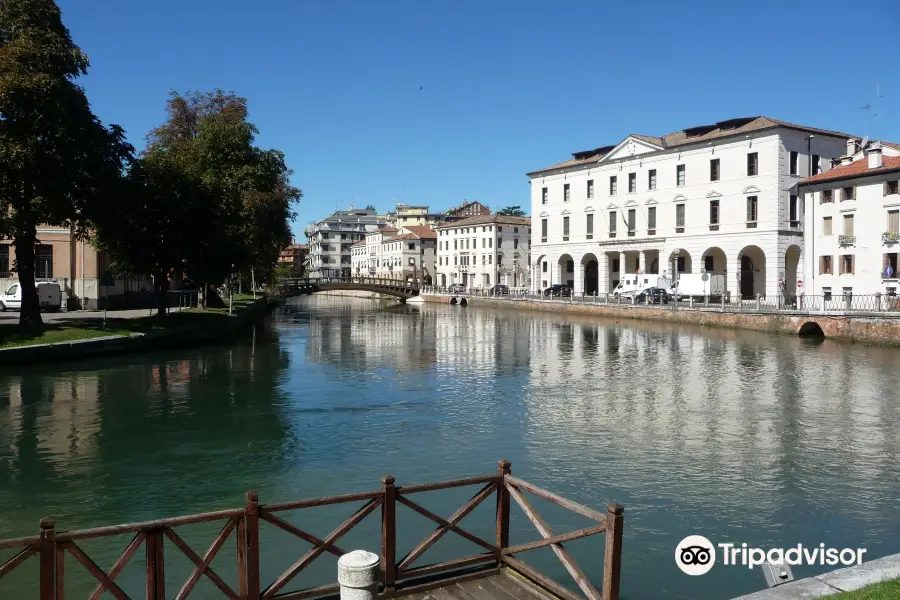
[883,232,900,245]
[838,235,856,247]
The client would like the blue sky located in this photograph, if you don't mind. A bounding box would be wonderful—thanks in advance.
[60,0,899,238]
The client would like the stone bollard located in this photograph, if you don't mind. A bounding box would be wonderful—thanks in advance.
[338,550,380,600]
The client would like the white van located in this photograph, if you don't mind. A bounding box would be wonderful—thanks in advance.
[670,273,726,300]
[613,274,672,298]
[0,281,62,312]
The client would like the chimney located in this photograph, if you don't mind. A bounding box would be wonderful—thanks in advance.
[846,138,859,156]
[840,155,854,166]
[868,142,883,169]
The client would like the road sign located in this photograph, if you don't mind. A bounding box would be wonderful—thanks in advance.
[885,265,895,278]
[797,279,803,288]
[701,272,709,281]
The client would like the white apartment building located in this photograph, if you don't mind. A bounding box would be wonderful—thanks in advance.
[306,207,387,278]
[435,215,531,288]
[800,141,900,297]
[528,116,850,298]
[350,226,437,284]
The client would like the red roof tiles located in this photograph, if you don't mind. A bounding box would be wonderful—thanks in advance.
[801,156,900,185]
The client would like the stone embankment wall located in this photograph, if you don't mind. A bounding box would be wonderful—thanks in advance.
[422,295,900,346]
[312,290,395,300]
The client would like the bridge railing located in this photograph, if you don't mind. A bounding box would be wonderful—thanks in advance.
[281,277,420,291]
[0,461,623,600]
[420,287,900,316]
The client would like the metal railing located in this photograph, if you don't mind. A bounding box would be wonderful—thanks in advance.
[420,287,900,315]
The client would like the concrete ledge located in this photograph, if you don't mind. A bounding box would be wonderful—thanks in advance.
[421,295,900,346]
[0,298,276,367]
[733,553,900,599]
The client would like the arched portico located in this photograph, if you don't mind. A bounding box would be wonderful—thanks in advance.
[558,254,575,288]
[581,253,599,295]
[701,247,727,274]
[738,245,767,299]
[784,245,801,297]
[668,249,692,279]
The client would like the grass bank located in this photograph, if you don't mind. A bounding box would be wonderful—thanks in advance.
[830,578,900,599]
[0,293,270,358]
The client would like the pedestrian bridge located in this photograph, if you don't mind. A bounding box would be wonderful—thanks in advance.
[280,277,420,300]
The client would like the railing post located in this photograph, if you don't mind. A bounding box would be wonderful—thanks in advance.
[39,517,56,600]
[876,292,882,312]
[756,294,761,311]
[381,476,396,593]
[145,529,165,600]
[245,492,261,600]
[602,504,624,600]
[496,460,511,565]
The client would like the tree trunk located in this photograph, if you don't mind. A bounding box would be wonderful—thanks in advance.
[153,270,169,318]
[14,230,43,329]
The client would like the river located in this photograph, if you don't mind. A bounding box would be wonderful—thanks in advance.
[1,296,899,600]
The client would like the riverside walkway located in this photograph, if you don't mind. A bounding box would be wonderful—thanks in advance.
[0,461,623,600]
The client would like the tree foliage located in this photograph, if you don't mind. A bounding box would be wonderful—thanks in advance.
[94,90,300,313]
[497,205,526,217]
[0,0,131,327]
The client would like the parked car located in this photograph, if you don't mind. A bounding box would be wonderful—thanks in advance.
[542,285,571,298]
[488,285,509,296]
[447,283,467,294]
[0,281,62,312]
[634,287,671,304]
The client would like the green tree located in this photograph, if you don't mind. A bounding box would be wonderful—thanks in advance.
[365,204,377,212]
[0,0,131,327]
[497,205,526,217]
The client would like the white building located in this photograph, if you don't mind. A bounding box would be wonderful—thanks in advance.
[306,207,388,278]
[350,225,437,284]
[800,141,900,297]
[527,116,850,298]
[435,215,531,289]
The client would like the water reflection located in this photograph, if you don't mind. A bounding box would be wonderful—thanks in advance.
[1,298,899,600]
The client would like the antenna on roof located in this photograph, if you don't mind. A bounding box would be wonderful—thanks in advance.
[858,102,877,139]
[860,136,870,150]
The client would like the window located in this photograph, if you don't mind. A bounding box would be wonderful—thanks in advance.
[628,173,636,193]
[823,216,832,236]
[627,209,636,236]
[710,158,720,182]
[0,245,8,277]
[562,216,570,241]
[885,180,899,196]
[513,238,519,249]
[820,255,833,275]
[675,204,685,232]
[564,183,570,202]
[822,189,833,203]
[709,199,720,229]
[542,187,548,204]
[812,154,820,175]
[789,194,799,226]
[587,180,594,199]
[676,164,685,187]
[408,242,415,250]
[790,151,799,175]
[704,256,714,272]
[840,254,855,275]
[482,238,486,248]
[541,218,547,242]
[514,227,518,233]
[648,169,657,190]
[586,213,594,239]
[610,176,617,196]
[608,210,617,237]
[823,286,832,301]
[844,214,854,236]
[542,262,547,273]
[842,187,854,201]
[747,152,758,176]
[746,196,758,226]
[489,238,493,248]
[888,210,900,234]
[35,244,52,279]
[647,206,657,233]
[611,258,620,272]
[677,256,686,273]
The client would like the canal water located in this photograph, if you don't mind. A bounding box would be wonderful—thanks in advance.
[2,296,900,600]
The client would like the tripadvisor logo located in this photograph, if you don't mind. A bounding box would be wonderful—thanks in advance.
[675,535,867,576]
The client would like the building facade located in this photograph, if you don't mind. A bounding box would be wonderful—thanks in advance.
[1,225,149,309]
[306,207,388,278]
[800,142,900,297]
[447,201,491,220]
[278,241,308,277]
[435,215,531,289]
[350,226,437,284]
[527,116,850,297]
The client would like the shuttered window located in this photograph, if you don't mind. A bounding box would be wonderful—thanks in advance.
[823,217,832,235]
[844,214,854,237]
[888,210,900,233]
[819,255,833,275]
